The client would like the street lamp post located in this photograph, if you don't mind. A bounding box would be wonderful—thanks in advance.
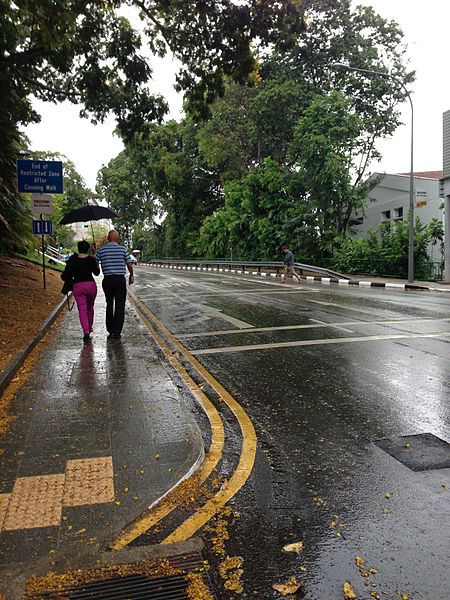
[331,63,415,282]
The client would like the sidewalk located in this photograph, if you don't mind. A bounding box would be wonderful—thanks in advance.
[0,291,203,574]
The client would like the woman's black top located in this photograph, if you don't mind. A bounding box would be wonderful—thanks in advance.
[61,255,100,284]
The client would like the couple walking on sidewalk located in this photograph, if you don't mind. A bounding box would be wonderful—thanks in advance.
[61,230,135,342]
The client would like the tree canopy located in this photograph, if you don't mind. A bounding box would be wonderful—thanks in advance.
[0,0,306,254]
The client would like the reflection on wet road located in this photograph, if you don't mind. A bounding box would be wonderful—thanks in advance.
[134,266,450,600]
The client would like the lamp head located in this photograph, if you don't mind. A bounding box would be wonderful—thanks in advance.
[331,62,348,69]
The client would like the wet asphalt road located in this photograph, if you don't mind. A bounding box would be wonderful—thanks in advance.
[134,266,450,600]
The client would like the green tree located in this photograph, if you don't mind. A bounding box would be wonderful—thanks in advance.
[333,217,444,280]
[96,151,151,247]
[288,91,365,251]
[123,119,224,257]
[267,0,414,185]
[194,159,297,260]
[197,82,259,182]
[1,0,306,255]
[192,0,414,261]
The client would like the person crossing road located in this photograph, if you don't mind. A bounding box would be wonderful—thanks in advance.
[281,244,301,284]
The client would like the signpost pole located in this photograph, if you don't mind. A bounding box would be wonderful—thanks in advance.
[40,213,46,290]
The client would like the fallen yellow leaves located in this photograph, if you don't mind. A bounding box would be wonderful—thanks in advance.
[218,556,244,594]
[353,553,380,593]
[204,505,235,557]
[282,541,304,554]
[313,496,326,507]
[25,558,181,597]
[185,572,215,600]
[343,581,357,599]
[273,576,304,597]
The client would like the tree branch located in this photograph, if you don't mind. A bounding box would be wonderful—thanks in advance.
[132,0,174,46]
[354,132,377,187]
[18,74,81,100]
[1,46,46,65]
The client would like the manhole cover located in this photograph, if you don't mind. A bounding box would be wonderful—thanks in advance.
[375,433,450,471]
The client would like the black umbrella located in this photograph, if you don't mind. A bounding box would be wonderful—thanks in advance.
[59,205,119,225]
[59,205,119,244]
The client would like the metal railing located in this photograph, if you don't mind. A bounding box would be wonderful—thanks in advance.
[147,259,351,280]
[37,246,66,265]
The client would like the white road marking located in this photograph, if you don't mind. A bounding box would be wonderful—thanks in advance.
[178,316,450,338]
[136,288,317,301]
[309,318,354,334]
[306,299,402,319]
[201,305,254,329]
[191,331,450,355]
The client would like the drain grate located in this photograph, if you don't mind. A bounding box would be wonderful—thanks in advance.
[375,433,450,471]
[32,573,190,599]
[25,550,216,600]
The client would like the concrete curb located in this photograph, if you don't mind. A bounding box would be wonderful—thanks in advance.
[142,263,449,292]
[0,294,71,398]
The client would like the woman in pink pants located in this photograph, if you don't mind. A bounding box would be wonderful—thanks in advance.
[61,240,100,343]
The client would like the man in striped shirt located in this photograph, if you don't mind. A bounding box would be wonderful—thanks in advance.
[94,230,134,339]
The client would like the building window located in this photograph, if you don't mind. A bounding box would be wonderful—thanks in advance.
[350,216,364,225]
[393,207,403,223]
[381,210,391,221]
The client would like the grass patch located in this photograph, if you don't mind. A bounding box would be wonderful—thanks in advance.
[17,251,65,272]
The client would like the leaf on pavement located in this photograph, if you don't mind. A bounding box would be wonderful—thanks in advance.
[273,577,304,596]
[355,556,365,568]
[282,541,304,554]
[343,581,357,599]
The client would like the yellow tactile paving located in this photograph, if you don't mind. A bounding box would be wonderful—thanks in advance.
[0,494,11,531]
[3,475,65,530]
[63,456,114,506]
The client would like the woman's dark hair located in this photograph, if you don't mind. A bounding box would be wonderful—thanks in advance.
[78,240,90,254]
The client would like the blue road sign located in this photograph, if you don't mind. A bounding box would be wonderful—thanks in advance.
[32,220,53,235]
[17,160,63,194]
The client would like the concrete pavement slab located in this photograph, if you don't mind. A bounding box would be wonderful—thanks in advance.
[0,290,204,577]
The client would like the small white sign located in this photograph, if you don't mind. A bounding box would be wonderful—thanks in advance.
[31,193,53,215]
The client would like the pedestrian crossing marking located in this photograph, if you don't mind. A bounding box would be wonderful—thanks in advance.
[191,331,450,355]
[178,316,450,338]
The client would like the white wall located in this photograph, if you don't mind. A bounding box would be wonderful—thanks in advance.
[352,173,443,261]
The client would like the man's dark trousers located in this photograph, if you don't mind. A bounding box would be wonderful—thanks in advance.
[102,275,126,336]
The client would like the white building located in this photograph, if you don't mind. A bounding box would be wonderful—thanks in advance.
[70,199,112,242]
[352,171,443,262]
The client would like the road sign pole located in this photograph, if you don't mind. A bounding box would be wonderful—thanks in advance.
[41,213,46,290]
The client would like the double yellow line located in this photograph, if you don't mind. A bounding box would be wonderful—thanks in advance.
[110,290,257,549]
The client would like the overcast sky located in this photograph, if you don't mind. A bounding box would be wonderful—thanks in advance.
[24,0,450,190]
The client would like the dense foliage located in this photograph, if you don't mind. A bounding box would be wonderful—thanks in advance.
[1,0,305,255]
[332,218,444,280]
[101,0,418,268]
